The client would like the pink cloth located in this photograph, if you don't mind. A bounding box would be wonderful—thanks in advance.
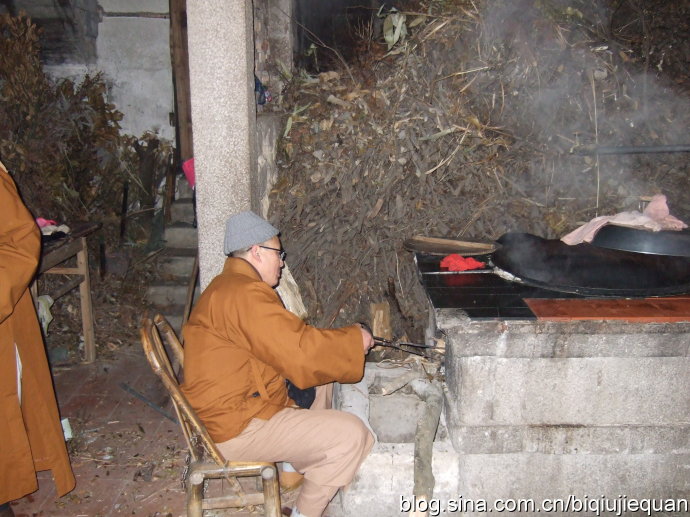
[561,194,687,245]
[35,217,57,228]
[182,158,195,188]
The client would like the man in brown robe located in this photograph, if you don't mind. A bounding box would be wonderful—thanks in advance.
[182,211,375,517]
[0,161,75,516]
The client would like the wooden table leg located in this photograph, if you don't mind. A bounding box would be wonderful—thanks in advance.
[77,237,96,363]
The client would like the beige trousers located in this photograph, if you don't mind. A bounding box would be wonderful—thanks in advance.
[216,385,374,517]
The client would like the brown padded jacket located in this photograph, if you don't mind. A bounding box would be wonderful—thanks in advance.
[181,258,365,443]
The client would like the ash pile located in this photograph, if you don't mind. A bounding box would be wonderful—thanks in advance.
[269,0,690,340]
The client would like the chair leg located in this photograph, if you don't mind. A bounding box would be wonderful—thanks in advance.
[187,478,204,517]
[261,465,282,517]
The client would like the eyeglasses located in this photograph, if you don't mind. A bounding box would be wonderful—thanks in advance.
[259,245,286,261]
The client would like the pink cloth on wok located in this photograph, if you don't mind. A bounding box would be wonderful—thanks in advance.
[561,194,688,245]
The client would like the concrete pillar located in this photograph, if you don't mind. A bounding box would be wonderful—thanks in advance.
[186,0,257,289]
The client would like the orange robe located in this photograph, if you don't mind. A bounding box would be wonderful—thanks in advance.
[0,162,75,503]
[182,257,365,443]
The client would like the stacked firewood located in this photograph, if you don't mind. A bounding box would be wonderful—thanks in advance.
[272,0,690,338]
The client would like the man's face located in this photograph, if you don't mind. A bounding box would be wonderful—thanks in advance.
[255,236,284,287]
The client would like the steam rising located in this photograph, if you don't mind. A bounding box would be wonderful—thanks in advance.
[469,0,689,224]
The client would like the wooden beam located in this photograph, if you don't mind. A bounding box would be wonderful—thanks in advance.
[169,0,194,162]
[370,301,393,340]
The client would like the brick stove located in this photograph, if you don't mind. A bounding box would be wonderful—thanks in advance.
[335,249,689,516]
[420,251,690,508]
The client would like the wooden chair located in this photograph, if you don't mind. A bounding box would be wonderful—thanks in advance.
[140,314,281,517]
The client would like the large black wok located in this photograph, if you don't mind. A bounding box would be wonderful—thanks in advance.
[591,225,690,257]
[492,232,690,297]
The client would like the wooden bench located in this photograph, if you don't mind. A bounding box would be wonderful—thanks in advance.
[32,222,101,363]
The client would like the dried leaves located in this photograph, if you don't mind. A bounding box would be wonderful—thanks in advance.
[1,13,125,221]
[271,0,690,339]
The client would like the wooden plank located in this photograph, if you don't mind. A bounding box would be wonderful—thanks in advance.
[170,0,193,162]
[524,296,690,322]
[403,235,496,256]
[50,276,84,300]
[42,267,80,275]
[202,492,265,510]
[77,240,96,363]
[40,238,84,272]
[40,222,101,271]
[181,253,199,335]
[370,301,393,340]
[35,225,100,363]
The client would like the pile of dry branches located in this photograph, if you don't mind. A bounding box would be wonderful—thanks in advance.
[270,0,690,339]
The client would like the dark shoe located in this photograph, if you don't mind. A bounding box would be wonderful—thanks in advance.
[0,503,15,517]
[281,507,293,516]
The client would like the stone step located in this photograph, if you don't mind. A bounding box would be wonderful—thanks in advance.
[165,313,184,335]
[158,254,197,281]
[160,247,198,257]
[338,442,459,516]
[147,305,186,335]
[147,281,200,307]
[163,222,197,248]
[144,304,187,335]
[170,197,195,225]
[176,175,194,198]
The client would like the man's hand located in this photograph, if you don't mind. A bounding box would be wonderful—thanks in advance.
[358,323,375,354]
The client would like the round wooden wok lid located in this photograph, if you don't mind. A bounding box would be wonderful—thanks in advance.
[403,235,496,256]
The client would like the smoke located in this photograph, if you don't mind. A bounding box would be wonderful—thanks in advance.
[468,0,690,224]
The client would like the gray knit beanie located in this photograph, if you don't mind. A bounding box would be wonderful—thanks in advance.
[224,210,279,255]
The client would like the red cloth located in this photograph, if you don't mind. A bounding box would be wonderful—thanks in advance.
[440,254,486,271]
[182,158,195,188]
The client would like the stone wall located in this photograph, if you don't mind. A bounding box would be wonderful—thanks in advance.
[95,0,175,140]
[37,0,175,141]
[441,312,690,503]
[13,0,99,64]
[253,0,293,97]
[252,0,293,212]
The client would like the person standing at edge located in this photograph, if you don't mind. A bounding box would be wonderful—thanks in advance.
[181,210,375,517]
[0,161,76,517]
